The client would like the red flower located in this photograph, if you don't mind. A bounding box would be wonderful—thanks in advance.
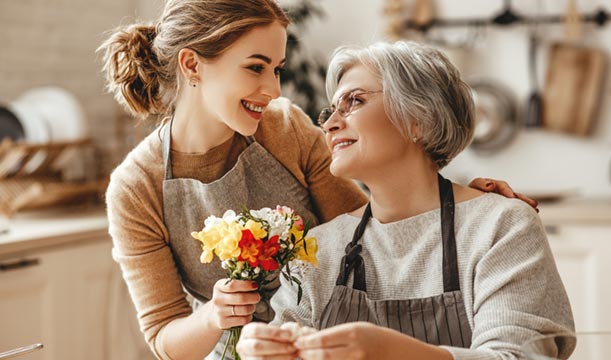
[238,230,262,268]
[258,235,280,271]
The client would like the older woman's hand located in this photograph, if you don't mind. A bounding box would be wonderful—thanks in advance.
[469,177,539,212]
[237,322,297,360]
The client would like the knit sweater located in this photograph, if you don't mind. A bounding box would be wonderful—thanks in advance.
[271,193,575,360]
[105,97,368,358]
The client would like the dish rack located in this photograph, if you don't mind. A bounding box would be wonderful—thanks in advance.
[0,138,108,217]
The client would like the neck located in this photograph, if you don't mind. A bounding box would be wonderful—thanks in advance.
[362,153,441,224]
[170,96,234,153]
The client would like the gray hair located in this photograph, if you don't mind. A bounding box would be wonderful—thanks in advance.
[325,41,474,169]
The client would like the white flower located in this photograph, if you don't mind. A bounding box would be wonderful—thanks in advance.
[241,270,249,278]
[203,215,223,230]
[222,210,238,224]
[254,267,260,274]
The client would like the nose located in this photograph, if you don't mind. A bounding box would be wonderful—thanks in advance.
[261,71,281,100]
[322,110,344,133]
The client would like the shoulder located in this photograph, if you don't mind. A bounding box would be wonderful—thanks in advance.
[106,129,164,210]
[309,215,359,250]
[256,97,322,143]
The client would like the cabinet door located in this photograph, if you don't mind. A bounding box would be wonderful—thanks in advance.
[546,225,611,332]
[0,251,63,360]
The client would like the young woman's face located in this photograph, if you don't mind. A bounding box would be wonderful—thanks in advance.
[197,21,287,136]
[322,64,411,181]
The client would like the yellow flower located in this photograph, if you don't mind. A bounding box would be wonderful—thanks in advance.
[296,236,318,267]
[289,226,303,242]
[243,219,267,239]
[191,220,242,262]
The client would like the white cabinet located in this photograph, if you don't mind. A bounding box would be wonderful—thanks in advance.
[0,234,154,360]
[546,224,611,333]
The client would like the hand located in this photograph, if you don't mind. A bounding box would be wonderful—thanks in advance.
[469,177,539,212]
[294,322,381,360]
[209,278,260,330]
[237,322,297,360]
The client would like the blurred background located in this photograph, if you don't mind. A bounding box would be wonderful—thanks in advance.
[0,1,610,359]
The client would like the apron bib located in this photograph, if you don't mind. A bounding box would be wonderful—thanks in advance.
[161,120,318,358]
[319,174,473,348]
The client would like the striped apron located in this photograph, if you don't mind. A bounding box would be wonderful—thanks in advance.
[319,174,472,348]
[161,120,318,359]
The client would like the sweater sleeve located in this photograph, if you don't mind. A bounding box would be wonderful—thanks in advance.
[106,162,192,360]
[285,101,368,222]
[444,203,576,360]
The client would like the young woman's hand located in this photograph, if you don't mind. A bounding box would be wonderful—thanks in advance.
[237,322,297,360]
[209,279,260,330]
[469,177,539,212]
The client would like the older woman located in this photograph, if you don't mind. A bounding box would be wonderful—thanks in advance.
[236,41,575,360]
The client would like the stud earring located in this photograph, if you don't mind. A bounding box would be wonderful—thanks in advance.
[412,136,418,143]
[189,78,198,88]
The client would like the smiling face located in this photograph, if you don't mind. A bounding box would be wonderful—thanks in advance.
[322,64,413,182]
[196,21,287,136]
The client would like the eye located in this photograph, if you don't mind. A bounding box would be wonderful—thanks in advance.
[274,67,285,77]
[247,64,264,74]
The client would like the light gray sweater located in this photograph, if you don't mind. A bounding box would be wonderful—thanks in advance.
[271,193,575,359]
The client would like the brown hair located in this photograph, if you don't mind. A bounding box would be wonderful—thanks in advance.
[98,0,290,120]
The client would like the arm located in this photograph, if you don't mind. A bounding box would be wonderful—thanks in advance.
[107,177,260,360]
[445,202,575,359]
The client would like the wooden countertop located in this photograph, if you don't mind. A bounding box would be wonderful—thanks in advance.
[0,206,108,258]
[538,198,611,226]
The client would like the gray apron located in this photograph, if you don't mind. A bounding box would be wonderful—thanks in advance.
[161,120,318,358]
[319,174,473,348]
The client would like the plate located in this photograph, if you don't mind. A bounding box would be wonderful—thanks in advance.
[15,87,88,142]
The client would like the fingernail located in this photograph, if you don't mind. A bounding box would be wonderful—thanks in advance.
[252,282,258,289]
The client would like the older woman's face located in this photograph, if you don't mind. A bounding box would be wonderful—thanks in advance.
[322,64,412,182]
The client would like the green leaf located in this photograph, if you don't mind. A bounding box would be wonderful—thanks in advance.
[297,286,303,305]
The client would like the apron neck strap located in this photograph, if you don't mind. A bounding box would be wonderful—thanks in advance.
[162,118,174,180]
[438,173,460,292]
[336,174,461,293]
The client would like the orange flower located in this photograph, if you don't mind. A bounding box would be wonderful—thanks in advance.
[238,230,262,268]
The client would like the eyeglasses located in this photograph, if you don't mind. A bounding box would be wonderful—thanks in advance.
[317,89,383,127]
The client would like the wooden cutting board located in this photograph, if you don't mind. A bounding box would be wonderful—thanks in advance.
[542,43,607,136]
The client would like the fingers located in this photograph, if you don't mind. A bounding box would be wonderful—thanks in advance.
[211,279,260,329]
[469,177,516,198]
[237,323,296,359]
[216,278,259,293]
[468,177,494,191]
[515,192,539,212]
[298,347,364,360]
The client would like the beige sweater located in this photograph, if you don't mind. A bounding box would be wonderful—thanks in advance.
[105,98,368,358]
[272,193,575,359]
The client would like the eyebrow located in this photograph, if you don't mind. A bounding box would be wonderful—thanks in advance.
[332,87,366,104]
[247,54,286,65]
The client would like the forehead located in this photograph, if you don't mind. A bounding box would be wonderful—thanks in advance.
[219,22,287,62]
[333,64,380,101]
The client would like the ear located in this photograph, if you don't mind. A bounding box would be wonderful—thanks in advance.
[178,48,201,81]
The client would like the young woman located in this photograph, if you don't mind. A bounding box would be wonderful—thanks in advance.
[236,41,574,360]
[99,1,537,359]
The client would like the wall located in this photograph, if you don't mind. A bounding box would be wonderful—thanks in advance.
[294,0,611,198]
[0,0,154,176]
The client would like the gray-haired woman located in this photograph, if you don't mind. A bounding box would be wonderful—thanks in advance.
[236,41,575,360]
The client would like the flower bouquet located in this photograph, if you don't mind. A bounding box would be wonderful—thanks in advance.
[191,206,318,360]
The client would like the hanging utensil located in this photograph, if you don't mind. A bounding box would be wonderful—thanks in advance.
[565,0,582,41]
[524,31,542,127]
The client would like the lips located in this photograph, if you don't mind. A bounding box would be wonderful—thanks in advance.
[241,100,267,120]
[331,137,356,153]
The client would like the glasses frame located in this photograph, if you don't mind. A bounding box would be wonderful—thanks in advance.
[317,89,383,127]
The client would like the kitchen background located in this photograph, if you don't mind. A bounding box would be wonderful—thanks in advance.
[1,0,610,359]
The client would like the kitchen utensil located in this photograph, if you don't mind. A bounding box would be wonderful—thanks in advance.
[412,0,435,27]
[524,32,542,127]
[0,344,43,359]
[564,0,582,41]
[542,43,607,136]
[468,81,519,153]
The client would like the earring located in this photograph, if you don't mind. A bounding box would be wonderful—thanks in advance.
[412,136,418,143]
[189,78,197,88]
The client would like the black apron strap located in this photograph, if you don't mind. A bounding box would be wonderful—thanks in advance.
[162,118,174,180]
[335,203,371,291]
[438,174,460,292]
